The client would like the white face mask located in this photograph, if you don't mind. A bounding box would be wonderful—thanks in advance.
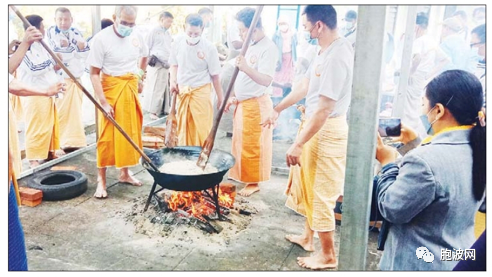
[471,46,484,60]
[186,35,200,45]
[345,21,354,30]
[279,25,288,32]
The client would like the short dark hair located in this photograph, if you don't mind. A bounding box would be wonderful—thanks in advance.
[185,13,203,27]
[236,7,262,29]
[302,5,337,30]
[416,12,428,29]
[24,14,43,30]
[473,6,485,17]
[55,7,71,16]
[160,11,174,20]
[101,18,113,29]
[198,7,213,15]
[471,24,486,43]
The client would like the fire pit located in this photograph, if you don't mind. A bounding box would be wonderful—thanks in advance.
[141,146,235,221]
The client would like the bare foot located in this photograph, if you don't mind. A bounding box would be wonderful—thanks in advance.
[55,149,66,157]
[94,178,108,199]
[119,173,142,187]
[47,150,66,160]
[29,160,40,168]
[297,253,337,270]
[238,183,259,197]
[285,234,315,252]
[149,113,159,120]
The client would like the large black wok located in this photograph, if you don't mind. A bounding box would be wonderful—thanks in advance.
[141,146,235,212]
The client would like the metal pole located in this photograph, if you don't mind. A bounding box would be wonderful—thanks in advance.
[391,6,417,118]
[91,6,101,141]
[338,5,387,270]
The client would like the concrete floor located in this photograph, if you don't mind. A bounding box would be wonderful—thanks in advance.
[17,132,383,271]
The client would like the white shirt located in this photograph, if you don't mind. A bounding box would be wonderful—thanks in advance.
[304,38,354,118]
[169,37,221,88]
[226,21,242,56]
[46,26,90,78]
[412,34,439,76]
[146,26,173,62]
[86,26,149,77]
[234,37,278,101]
[17,42,60,89]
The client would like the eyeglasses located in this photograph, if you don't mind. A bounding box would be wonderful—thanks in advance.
[470,42,483,48]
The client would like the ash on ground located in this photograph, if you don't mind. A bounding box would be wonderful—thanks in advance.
[123,195,258,246]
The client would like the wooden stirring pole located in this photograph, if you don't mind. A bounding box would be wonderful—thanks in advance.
[164,93,178,148]
[10,5,160,172]
[197,5,264,169]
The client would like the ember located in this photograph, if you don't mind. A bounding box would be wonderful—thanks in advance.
[164,186,235,221]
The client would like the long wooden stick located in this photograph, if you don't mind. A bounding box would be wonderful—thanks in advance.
[11,5,160,172]
[197,6,264,168]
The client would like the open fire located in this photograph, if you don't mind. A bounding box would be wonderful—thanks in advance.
[164,186,235,221]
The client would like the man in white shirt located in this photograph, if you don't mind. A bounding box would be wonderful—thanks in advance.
[46,7,89,151]
[87,6,149,199]
[169,13,223,147]
[262,5,354,270]
[224,7,278,197]
[340,10,357,48]
[439,17,475,73]
[9,25,66,176]
[403,13,449,133]
[143,11,174,120]
[17,15,65,168]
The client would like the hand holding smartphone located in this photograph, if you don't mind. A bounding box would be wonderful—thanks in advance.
[378,118,401,137]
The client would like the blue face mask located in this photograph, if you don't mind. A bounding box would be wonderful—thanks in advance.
[117,24,133,37]
[303,31,318,45]
[420,106,438,135]
[421,95,454,135]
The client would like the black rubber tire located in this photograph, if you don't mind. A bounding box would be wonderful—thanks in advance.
[28,170,88,201]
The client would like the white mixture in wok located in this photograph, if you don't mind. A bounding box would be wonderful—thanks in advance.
[159,160,219,175]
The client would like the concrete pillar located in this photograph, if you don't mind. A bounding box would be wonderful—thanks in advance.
[338,5,387,270]
[91,6,101,36]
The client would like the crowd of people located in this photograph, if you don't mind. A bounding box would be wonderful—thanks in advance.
[8,5,486,271]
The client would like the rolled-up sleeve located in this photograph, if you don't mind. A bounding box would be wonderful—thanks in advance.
[377,153,437,224]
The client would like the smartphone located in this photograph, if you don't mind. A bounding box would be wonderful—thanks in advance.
[378,118,401,137]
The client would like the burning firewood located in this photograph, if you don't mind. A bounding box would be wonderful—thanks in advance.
[203,215,223,234]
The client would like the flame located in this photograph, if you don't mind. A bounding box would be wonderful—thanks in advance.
[218,188,234,208]
[165,188,234,219]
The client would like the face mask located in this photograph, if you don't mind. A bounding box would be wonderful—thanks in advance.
[471,46,484,60]
[345,21,354,30]
[279,25,288,32]
[303,31,318,45]
[420,106,438,135]
[117,24,133,37]
[187,35,200,45]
